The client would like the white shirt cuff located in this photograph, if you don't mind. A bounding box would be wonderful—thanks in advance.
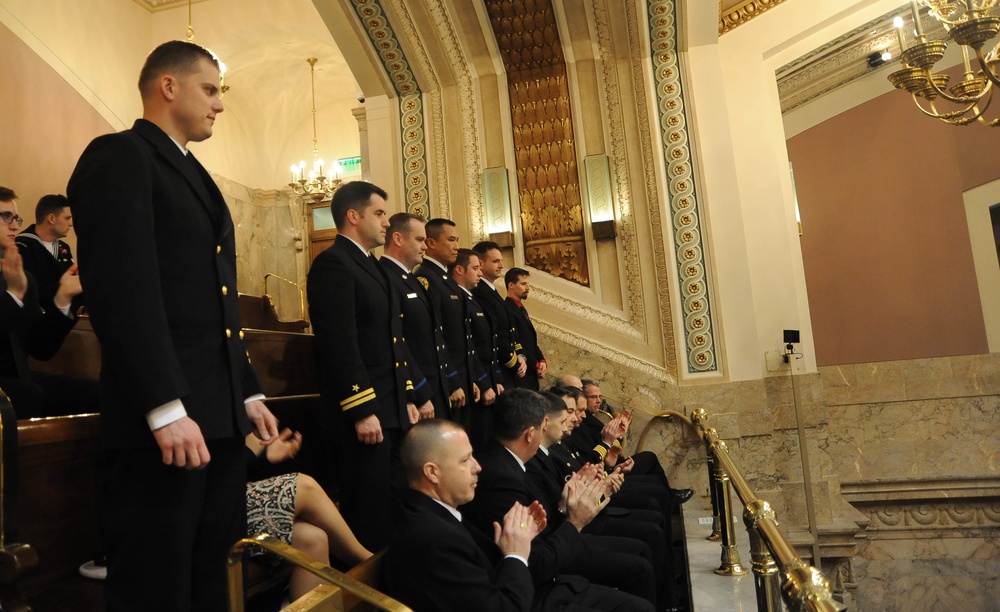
[57,302,72,318]
[244,393,265,404]
[6,290,23,307]
[504,554,528,567]
[146,399,187,430]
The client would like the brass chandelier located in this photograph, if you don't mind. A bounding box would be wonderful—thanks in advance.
[288,58,342,202]
[889,0,1000,126]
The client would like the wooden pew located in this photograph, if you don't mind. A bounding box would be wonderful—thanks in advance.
[1,302,337,610]
[239,293,310,334]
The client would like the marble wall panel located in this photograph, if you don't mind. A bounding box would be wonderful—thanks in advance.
[539,311,1000,611]
[213,173,306,323]
[853,535,1000,612]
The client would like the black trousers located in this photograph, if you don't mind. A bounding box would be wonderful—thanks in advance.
[332,424,404,552]
[563,534,657,607]
[536,578,655,612]
[102,437,246,612]
[585,509,678,608]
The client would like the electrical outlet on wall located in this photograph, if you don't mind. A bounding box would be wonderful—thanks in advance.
[765,350,789,372]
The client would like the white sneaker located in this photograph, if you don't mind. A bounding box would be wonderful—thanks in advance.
[78,560,107,580]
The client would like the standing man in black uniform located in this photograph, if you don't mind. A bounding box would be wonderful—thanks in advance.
[451,248,502,448]
[307,181,432,551]
[68,41,278,611]
[380,212,455,418]
[505,267,546,390]
[415,218,480,428]
[472,241,526,389]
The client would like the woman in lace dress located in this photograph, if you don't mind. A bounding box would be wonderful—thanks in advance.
[247,429,372,602]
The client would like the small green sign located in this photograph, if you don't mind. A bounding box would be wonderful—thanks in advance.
[338,156,362,174]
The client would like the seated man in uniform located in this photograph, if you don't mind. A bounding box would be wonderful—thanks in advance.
[0,186,96,418]
[385,418,652,612]
[17,193,82,313]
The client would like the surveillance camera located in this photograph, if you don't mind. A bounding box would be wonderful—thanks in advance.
[356,91,365,104]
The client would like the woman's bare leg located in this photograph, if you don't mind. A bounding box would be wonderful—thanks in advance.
[293,473,373,564]
[288,521,329,602]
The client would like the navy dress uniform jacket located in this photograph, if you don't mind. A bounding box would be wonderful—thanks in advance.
[384,488,534,612]
[414,261,483,421]
[505,297,544,391]
[68,119,260,449]
[473,281,521,388]
[308,236,429,431]
[379,256,453,418]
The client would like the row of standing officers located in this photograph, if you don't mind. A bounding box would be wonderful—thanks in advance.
[307,180,547,551]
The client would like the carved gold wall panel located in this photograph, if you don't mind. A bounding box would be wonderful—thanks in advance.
[483,0,589,286]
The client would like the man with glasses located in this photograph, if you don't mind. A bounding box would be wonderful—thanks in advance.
[0,186,92,418]
[569,379,693,506]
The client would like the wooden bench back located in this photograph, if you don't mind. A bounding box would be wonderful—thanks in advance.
[1,301,335,609]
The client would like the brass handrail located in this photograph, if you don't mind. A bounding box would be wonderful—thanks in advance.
[228,534,411,612]
[262,272,306,321]
[635,408,841,612]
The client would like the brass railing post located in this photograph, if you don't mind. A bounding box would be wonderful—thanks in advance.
[710,439,748,576]
[704,430,722,542]
[638,406,840,610]
[744,500,783,612]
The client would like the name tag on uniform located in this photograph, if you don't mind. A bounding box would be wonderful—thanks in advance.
[450,295,459,300]
[476,312,485,317]
[406,292,418,299]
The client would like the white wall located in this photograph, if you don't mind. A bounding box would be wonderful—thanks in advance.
[677,0,906,378]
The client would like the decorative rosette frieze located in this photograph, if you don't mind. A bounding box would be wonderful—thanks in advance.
[647,0,717,373]
[349,0,430,216]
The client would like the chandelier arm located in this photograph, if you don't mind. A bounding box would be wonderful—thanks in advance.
[911,92,979,120]
[919,65,989,103]
[972,44,1000,88]
[972,85,1000,125]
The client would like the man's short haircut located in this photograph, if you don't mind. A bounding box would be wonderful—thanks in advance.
[331,181,388,230]
[424,218,456,241]
[387,212,425,239]
[35,194,70,223]
[138,40,219,99]
[451,248,478,273]
[539,391,568,416]
[504,267,529,288]
[400,418,464,485]
[549,384,583,402]
[472,241,501,258]
[0,186,16,203]
[581,379,599,392]
[492,389,547,441]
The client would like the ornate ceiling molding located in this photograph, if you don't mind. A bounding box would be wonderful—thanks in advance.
[719,0,790,36]
[775,7,944,115]
[130,0,206,12]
